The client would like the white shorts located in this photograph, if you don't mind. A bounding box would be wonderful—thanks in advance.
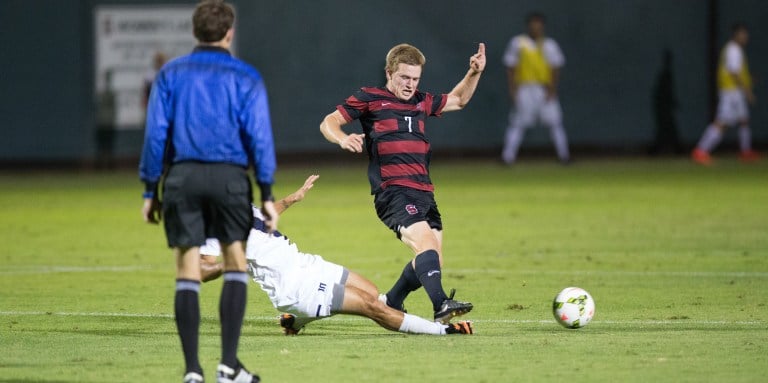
[510,84,563,128]
[272,257,348,319]
[245,233,349,319]
[716,90,749,126]
[201,233,349,319]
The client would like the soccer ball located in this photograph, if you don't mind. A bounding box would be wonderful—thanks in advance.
[552,287,595,329]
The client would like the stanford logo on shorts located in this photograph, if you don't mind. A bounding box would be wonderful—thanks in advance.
[405,204,419,215]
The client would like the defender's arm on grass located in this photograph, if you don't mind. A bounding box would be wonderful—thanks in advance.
[443,43,486,112]
[200,175,320,282]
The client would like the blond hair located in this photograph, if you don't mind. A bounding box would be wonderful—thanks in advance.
[385,44,426,73]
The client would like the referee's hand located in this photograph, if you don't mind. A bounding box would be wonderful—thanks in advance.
[142,197,162,224]
[262,200,279,233]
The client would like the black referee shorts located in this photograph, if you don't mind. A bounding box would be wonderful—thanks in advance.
[374,186,442,238]
[162,162,253,248]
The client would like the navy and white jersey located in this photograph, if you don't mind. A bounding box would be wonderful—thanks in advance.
[249,205,284,238]
[336,87,447,194]
[200,206,343,313]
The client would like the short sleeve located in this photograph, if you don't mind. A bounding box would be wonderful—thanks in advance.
[429,93,448,117]
[502,36,521,68]
[544,39,565,68]
[724,43,742,74]
[336,89,369,122]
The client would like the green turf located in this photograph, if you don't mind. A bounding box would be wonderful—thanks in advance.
[1,158,767,382]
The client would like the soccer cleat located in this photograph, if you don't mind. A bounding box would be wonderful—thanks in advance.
[217,363,260,383]
[434,289,473,324]
[445,320,474,335]
[739,150,761,162]
[183,372,204,383]
[691,148,712,165]
[279,313,301,336]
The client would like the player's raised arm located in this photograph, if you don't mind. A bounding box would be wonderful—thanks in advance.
[443,43,486,112]
[275,174,319,214]
[320,110,365,153]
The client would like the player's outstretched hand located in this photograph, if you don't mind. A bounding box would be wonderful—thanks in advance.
[262,200,279,233]
[340,133,365,153]
[142,197,162,224]
[292,174,319,203]
[470,43,486,74]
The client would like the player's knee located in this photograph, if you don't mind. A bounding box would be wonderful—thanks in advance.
[361,295,387,320]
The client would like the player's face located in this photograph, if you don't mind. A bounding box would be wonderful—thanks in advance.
[386,63,422,101]
[735,29,749,46]
[528,19,545,39]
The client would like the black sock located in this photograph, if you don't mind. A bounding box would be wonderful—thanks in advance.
[413,250,448,311]
[220,272,248,368]
[175,279,202,375]
[385,261,422,310]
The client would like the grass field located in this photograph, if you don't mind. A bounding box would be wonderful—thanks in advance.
[1,158,767,382]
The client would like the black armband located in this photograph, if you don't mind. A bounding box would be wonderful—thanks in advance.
[257,181,274,202]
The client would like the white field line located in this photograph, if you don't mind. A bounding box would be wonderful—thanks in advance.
[0,265,153,275]
[0,311,764,326]
[3,265,767,278]
[445,269,768,278]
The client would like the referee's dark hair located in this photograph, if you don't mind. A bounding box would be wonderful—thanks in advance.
[193,0,235,43]
[731,22,748,35]
[526,12,546,25]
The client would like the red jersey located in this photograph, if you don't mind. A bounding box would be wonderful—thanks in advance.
[337,87,447,194]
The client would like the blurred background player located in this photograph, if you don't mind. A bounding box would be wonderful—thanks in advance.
[139,1,276,382]
[692,23,760,165]
[501,12,570,165]
[319,43,485,323]
[200,175,474,336]
[142,51,167,111]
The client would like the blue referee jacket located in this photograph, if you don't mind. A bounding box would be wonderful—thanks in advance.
[139,46,276,198]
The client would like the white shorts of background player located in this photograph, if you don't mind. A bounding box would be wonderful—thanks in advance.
[502,84,570,163]
[716,90,749,127]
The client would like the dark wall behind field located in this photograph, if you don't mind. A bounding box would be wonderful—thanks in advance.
[1,0,766,162]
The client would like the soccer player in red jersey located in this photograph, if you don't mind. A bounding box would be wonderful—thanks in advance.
[320,43,486,322]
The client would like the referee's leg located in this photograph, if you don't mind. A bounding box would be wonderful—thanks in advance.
[209,164,254,372]
[219,241,249,369]
[164,163,207,377]
[174,247,204,376]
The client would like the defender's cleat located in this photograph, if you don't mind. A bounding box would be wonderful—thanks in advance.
[740,150,761,162]
[691,148,712,165]
[279,313,301,336]
[217,363,260,383]
[183,372,204,383]
[445,321,474,335]
[434,289,473,324]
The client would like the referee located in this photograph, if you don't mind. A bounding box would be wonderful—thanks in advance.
[139,1,275,382]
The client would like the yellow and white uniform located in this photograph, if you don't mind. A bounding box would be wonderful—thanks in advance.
[502,34,570,164]
[200,208,348,319]
[716,40,751,125]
